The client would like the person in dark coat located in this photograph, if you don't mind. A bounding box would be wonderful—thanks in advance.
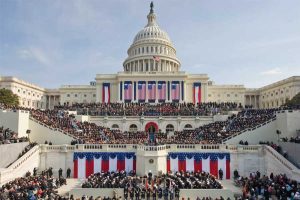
[67,168,71,178]
[48,167,53,178]
[233,169,239,180]
[33,167,37,176]
[59,168,63,178]
[218,168,223,180]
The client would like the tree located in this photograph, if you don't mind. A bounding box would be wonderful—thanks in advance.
[285,92,300,107]
[0,88,20,106]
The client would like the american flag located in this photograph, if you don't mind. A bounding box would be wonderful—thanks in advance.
[158,82,166,100]
[171,83,180,101]
[138,82,146,101]
[153,56,160,62]
[148,82,156,100]
[124,82,132,100]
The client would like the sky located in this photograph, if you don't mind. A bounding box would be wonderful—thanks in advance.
[0,0,300,89]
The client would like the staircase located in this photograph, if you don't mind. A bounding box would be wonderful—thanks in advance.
[57,178,83,197]
[0,145,40,185]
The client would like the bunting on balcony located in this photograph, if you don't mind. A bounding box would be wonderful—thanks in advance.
[167,152,230,179]
[73,152,136,179]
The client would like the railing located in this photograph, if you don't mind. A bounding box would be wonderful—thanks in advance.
[38,144,263,153]
[41,144,75,152]
[29,117,77,139]
[222,116,276,143]
[138,145,167,151]
[0,145,40,185]
[264,145,295,171]
[9,145,39,170]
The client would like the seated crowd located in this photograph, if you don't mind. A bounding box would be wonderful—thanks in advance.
[281,136,300,143]
[82,170,222,199]
[55,102,240,116]
[0,126,28,145]
[0,169,67,200]
[235,171,300,199]
[29,106,278,145]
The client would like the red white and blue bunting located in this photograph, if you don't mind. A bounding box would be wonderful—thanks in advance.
[73,152,136,179]
[102,83,110,103]
[167,153,230,179]
[193,82,201,104]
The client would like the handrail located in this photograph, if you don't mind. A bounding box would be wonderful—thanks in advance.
[0,145,40,185]
[264,145,300,172]
[8,145,39,170]
[38,144,263,153]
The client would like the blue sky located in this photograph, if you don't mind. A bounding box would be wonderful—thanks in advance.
[0,0,299,89]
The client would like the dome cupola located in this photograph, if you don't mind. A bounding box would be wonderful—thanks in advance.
[123,2,181,73]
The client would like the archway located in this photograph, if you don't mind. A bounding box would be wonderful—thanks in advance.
[145,122,159,133]
[145,122,159,143]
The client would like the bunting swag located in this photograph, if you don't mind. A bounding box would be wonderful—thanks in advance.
[138,81,146,102]
[193,82,201,104]
[102,83,110,103]
[124,81,133,102]
[148,81,156,102]
[73,152,136,179]
[167,153,230,179]
[171,81,180,102]
[158,81,166,102]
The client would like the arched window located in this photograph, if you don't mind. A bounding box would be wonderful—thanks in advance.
[112,124,119,130]
[183,124,193,130]
[166,124,174,133]
[129,124,138,132]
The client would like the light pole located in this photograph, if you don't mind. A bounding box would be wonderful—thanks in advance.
[276,130,281,143]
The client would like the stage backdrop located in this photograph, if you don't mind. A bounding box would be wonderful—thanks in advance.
[74,152,136,179]
[167,152,230,179]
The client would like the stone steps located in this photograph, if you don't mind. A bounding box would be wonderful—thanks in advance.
[57,178,83,197]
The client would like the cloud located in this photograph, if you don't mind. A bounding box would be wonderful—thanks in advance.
[17,47,51,65]
[260,67,282,75]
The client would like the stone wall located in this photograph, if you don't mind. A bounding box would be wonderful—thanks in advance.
[0,142,29,168]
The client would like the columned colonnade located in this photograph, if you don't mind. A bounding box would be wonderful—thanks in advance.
[245,95,259,108]
[118,80,186,103]
[124,59,179,73]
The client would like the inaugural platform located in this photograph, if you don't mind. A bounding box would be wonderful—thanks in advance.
[0,1,300,200]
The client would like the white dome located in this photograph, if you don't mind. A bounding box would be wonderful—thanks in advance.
[123,3,181,73]
[133,25,172,44]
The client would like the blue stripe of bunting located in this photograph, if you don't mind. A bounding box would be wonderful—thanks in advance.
[73,152,136,161]
[168,153,230,161]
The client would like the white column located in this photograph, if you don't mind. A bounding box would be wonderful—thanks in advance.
[118,82,121,102]
[48,96,51,109]
[148,60,150,72]
[179,81,182,103]
[168,81,171,102]
[249,95,252,107]
[122,82,125,103]
[53,96,56,108]
[145,81,148,102]
[184,81,187,102]
[132,82,135,102]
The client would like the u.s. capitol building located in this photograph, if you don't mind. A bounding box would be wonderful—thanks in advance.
[0,3,299,110]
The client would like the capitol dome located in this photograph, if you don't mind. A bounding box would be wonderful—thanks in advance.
[123,2,181,73]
